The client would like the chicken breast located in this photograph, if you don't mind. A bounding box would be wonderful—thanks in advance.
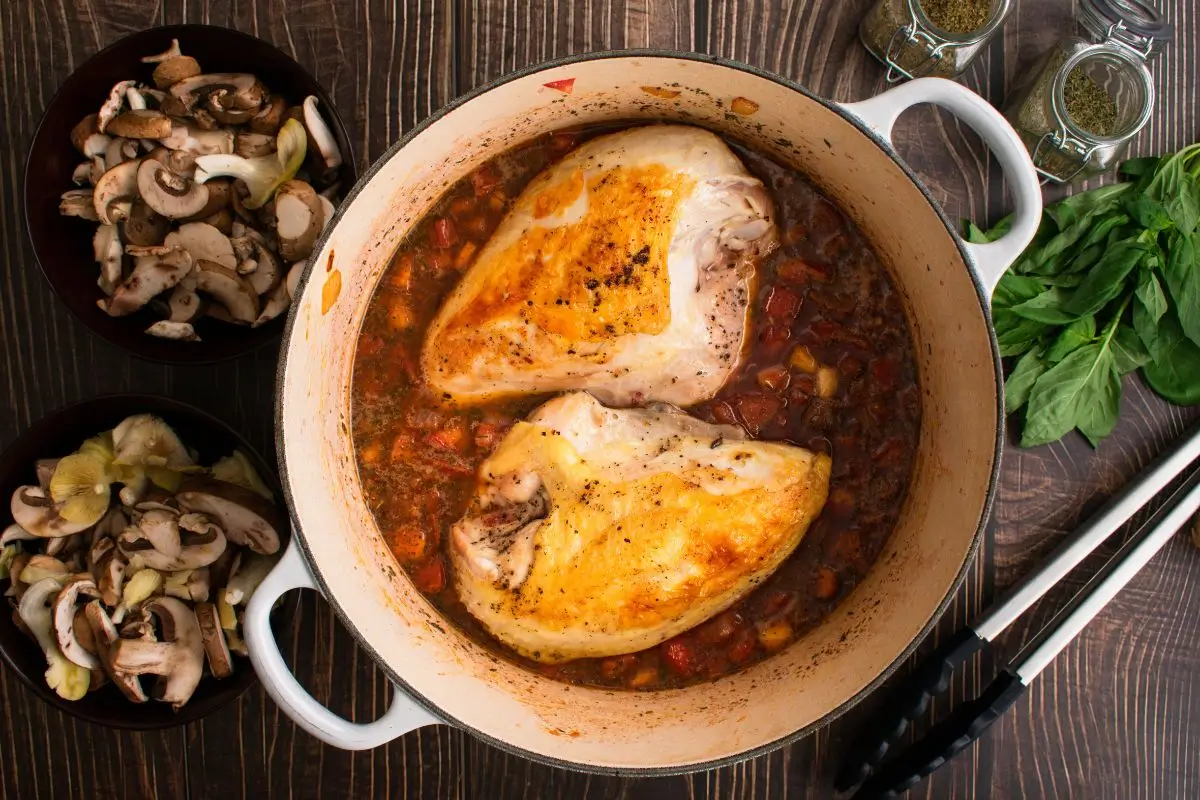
[449,392,831,663]
[422,125,777,407]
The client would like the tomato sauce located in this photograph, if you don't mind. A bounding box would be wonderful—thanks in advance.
[350,125,921,690]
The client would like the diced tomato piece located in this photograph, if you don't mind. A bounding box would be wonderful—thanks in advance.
[711,400,738,425]
[448,196,475,218]
[359,441,382,466]
[471,165,500,197]
[762,589,794,616]
[814,567,839,600]
[764,286,801,321]
[699,611,741,644]
[487,189,507,212]
[473,421,507,451]
[412,557,446,593]
[777,258,829,284]
[600,654,638,679]
[428,421,469,452]
[430,217,457,249]
[736,394,782,431]
[390,434,414,463]
[420,248,451,274]
[760,324,792,345]
[728,630,756,664]
[358,334,385,357]
[543,78,575,94]
[464,214,491,240]
[756,364,790,392]
[662,639,697,676]
[388,253,414,290]
[871,358,897,391]
[388,524,428,561]
[548,130,577,151]
[454,242,478,270]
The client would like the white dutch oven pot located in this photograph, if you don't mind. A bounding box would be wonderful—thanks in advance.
[245,52,1042,772]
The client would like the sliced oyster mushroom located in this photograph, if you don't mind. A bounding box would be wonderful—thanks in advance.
[100,246,193,317]
[108,597,204,709]
[20,577,91,700]
[152,56,202,91]
[59,189,100,221]
[224,552,279,607]
[84,600,148,703]
[159,124,234,156]
[141,39,182,64]
[124,200,171,247]
[107,110,173,140]
[195,602,233,679]
[93,224,123,296]
[274,181,323,262]
[44,532,86,559]
[137,159,210,220]
[7,553,32,600]
[146,321,200,341]
[125,87,148,111]
[169,73,264,114]
[51,574,103,670]
[249,95,286,135]
[92,158,142,225]
[137,508,182,558]
[301,96,343,174]
[71,114,111,158]
[168,275,203,323]
[0,524,37,548]
[176,477,282,554]
[112,414,196,472]
[165,222,236,269]
[11,487,93,537]
[118,516,226,571]
[193,260,259,323]
[97,80,136,133]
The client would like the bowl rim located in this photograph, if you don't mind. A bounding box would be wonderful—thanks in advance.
[22,23,357,366]
[274,49,1004,774]
[0,392,285,729]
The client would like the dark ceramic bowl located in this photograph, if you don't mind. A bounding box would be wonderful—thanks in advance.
[24,25,356,364]
[0,395,288,729]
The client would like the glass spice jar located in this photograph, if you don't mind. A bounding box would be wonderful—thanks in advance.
[860,0,1014,82]
[1004,0,1172,184]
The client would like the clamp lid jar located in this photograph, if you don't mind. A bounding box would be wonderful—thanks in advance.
[1005,0,1172,184]
[860,0,1013,82]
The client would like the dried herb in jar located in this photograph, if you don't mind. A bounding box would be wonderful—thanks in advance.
[860,1,959,78]
[921,0,991,34]
[1064,67,1118,137]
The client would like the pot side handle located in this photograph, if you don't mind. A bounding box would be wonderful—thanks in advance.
[244,536,440,750]
[840,78,1043,298]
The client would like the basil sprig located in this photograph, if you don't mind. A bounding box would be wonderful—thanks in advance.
[973,144,1200,448]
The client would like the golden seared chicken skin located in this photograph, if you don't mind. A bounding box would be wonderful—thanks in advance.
[449,392,832,663]
[422,125,777,407]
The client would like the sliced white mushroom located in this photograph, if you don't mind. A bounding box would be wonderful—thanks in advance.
[274,180,323,262]
[319,195,336,232]
[137,159,211,219]
[229,235,280,295]
[51,574,102,670]
[195,602,233,679]
[193,260,259,323]
[11,487,93,537]
[177,477,282,554]
[71,161,93,186]
[285,260,306,298]
[249,95,287,135]
[164,567,210,603]
[206,89,257,125]
[141,39,182,63]
[93,224,123,296]
[146,321,200,341]
[60,189,100,221]
[125,87,148,111]
[104,137,140,170]
[124,200,171,247]
[235,132,276,158]
[169,73,265,113]
[107,109,173,140]
[165,222,236,269]
[180,178,231,222]
[97,80,136,133]
[152,55,202,90]
[100,247,193,317]
[84,600,148,703]
[167,274,203,323]
[108,597,204,709]
[301,95,343,171]
[253,282,290,327]
[70,114,111,158]
[92,158,142,225]
[20,577,91,701]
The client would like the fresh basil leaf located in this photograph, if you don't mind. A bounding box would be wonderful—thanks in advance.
[1011,287,1079,324]
[1028,221,1100,275]
[1125,196,1174,232]
[1045,315,1096,363]
[1166,176,1200,236]
[1041,272,1088,288]
[1134,292,1165,361]
[1021,343,1114,447]
[994,309,1050,357]
[1112,324,1151,374]
[964,221,990,244]
[992,273,1047,309]
[1142,311,1200,405]
[1162,231,1200,346]
[1121,156,1160,177]
[1075,357,1122,447]
[1064,214,1132,275]
[1005,347,1048,414]
[1135,268,1168,324]
[1046,183,1131,228]
[1066,240,1147,316]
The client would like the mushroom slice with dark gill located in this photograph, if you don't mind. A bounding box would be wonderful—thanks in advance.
[194,602,233,679]
[169,73,264,114]
[60,189,100,221]
[83,600,148,703]
[92,158,142,225]
[100,246,192,317]
[107,597,205,709]
[117,513,226,571]
[176,477,282,554]
[97,80,136,133]
[20,577,91,700]
[193,260,259,323]
[165,222,236,269]
[10,486,93,537]
[93,224,123,295]
[51,574,103,670]
[137,159,210,220]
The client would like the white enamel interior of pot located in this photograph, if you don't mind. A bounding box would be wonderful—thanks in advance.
[279,56,998,769]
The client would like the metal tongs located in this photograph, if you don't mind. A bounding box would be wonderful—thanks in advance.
[835,426,1200,799]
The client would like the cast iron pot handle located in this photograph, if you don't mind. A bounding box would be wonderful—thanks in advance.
[840,78,1043,297]
[244,536,440,749]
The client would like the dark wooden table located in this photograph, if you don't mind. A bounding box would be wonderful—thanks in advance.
[1,1,1198,797]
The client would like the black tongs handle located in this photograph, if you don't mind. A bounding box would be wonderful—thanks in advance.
[850,671,1027,800]
[834,626,985,792]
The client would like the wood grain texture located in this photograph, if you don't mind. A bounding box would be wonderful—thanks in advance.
[0,0,1197,798]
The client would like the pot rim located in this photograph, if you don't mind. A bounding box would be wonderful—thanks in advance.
[274,48,1006,775]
